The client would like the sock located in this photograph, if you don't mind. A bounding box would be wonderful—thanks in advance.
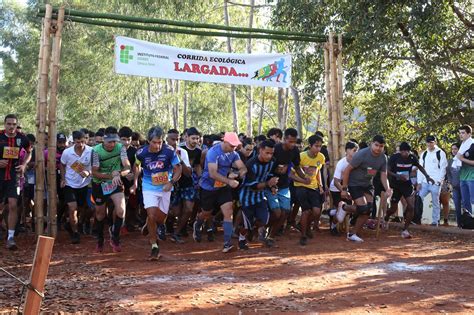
[151,243,158,249]
[96,219,104,240]
[329,209,337,216]
[195,218,204,230]
[113,217,123,240]
[8,229,15,240]
[331,222,337,229]
[223,221,233,245]
[239,233,246,241]
[258,226,266,237]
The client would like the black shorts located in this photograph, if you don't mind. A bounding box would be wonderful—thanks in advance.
[91,182,124,206]
[200,187,233,212]
[64,185,89,207]
[348,185,374,200]
[295,186,322,210]
[391,184,414,203]
[0,179,18,202]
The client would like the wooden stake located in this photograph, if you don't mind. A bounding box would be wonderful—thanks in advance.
[323,42,335,173]
[23,235,55,314]
[337,34,345,158]
[47,6,65,238]
[35,4,53,236]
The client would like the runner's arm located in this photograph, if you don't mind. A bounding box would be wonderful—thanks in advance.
[414,161,434,184]
[341,164,354,190]
[208,162,233,185]
[119,146,131,177]
[233,159,247,178]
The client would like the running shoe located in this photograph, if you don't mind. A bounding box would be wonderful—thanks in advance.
[193,221,202,243]
[299,236,308,246]
[95,239,104,253]
[330,227,340,236]
[258,227,267,242]
[347,233,364,243]
[238,240,249,250]
[6,238,17,250]
[170,233,185,244]
[207,227,215,242]
[110,239,122,253]
[306,228,314,239]
[336,201,347,223]
[401,230,412,239]
[157,224,166,241]
[71,232,80,244]
[149,246,160,261]
[265,237,275,248]
[222,243,234,253]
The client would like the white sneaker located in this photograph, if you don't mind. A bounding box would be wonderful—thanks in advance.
[347,233,364,243]
[336,201,347,223]
[401,230,412,239]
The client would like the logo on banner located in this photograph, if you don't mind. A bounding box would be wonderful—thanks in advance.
[252,58,288,83]
[120,45,134,64]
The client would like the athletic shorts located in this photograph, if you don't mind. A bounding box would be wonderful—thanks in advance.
[91,182,124,206]
[0,179,18,202]
[265,187,291,213]
[175,186,197,204]
[295,186,322,210]
[200,187,233,212]
[242,201,269,230]
[143,190,171,214]
[391,184,414,203]
[64,185,88,207]
[348,185,374,200]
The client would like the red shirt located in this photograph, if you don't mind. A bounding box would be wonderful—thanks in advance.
[0,130,31,181]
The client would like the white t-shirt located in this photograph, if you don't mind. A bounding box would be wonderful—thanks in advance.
[176,147,191,168]
[330,157,349,192]
[60,145,93,188]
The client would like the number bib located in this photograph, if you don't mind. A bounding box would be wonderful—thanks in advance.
[3,147,20,159]
[70,160,86,174]
[151,171,169,186]
[101,181,117,195]
[366,167,377,177]
[214,180,227,188]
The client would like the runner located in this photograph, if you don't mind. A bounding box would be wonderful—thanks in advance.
[341,135,392,243]
[91,126,131,253]
[266,128,283,144]
[0,114,31,250]
[119,126,138,232]
[60,130,92,244]
[265,128,307,247]
[238,139,277,249]
[194,132,247,253]
[131,126,182,260]
[385,142,434,238]
[292,135,325,245]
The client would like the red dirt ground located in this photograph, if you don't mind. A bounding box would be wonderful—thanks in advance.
[1,224,474,314]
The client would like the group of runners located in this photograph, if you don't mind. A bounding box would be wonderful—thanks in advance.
[1,113,473,260]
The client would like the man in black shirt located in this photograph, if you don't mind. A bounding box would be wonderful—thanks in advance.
[119,126,138,232]
[386,142,433,238]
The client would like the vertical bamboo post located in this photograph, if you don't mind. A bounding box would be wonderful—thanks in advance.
[47,6,65,237]
[323,42,334,173]
[35,4,53,236]
[36,25,45,130]
[337,34,345,158]
[329,32,340,163]
[23,236,55,314]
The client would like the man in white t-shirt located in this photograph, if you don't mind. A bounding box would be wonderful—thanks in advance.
[60,130,92,244]
[329,141,359,235]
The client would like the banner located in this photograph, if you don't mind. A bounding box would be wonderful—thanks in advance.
[114,36,291,88]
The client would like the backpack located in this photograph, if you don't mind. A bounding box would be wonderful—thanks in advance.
[422,150,441,169]
[460,210,474,230]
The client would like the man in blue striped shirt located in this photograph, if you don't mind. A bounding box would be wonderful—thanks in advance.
[238,140,278,250]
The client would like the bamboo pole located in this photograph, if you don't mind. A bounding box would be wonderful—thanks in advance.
[23,236,55,314]
[323,43,334,173]
[329,32,340,164]
[35,4,53,237]
[36,25,45,129]
[337,34,345,158]
[47,6,65,238]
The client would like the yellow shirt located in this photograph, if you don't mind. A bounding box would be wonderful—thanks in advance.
[294,151,325,189]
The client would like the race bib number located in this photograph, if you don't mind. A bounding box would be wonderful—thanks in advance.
[3,147,19,159]
[151,171,169,186]
[396,171,409,177]
[70,160,86,174]
[366,167,377,177]
[214,180,227,188]
[101,181,117,195]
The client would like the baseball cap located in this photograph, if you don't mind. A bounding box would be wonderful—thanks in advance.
[223,132,241,147]
[104,133,120,143]
[57,133,67,142]
[426,135,437,142]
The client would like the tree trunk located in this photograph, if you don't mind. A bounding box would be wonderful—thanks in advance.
[277,88,284,129]
[147,78,152,111]
[291,86,303,138]
[246,0,255,137]
[183,81,188,129]
[258,87,265,135]
[224,0,239,133]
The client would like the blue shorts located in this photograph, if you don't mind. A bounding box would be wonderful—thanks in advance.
[171,186,197,206]
[242,201,269,230]
[265,187,291,213]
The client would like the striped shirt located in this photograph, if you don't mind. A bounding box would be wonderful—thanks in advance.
[239,156,275,207]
